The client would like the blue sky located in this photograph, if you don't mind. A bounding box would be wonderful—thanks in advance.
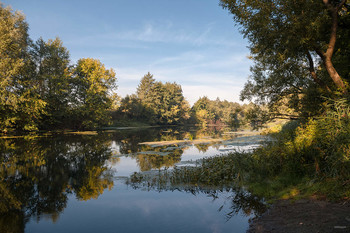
[3,0,252,105]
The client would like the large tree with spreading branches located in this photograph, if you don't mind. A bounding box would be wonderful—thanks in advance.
[221,0,349,118]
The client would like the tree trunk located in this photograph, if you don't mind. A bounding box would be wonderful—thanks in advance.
[324,56,347,92]
[320,0,348,94]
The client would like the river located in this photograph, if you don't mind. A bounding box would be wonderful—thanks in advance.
[0,126,267,233]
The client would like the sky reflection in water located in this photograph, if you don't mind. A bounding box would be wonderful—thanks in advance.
[0,127,266,233]
[27,182,249,233]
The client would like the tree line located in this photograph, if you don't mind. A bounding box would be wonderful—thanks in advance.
[113,72,259,128]
[1,4,257,134]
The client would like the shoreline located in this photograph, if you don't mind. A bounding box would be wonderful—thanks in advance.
[248,199,350,233]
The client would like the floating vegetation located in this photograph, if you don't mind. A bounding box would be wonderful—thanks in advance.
[139,138,223,147]
[160,130,173,133]
[0,134,51,139]
[163,145,188,151]
[139,140,188,147]
[222,135,268,145]
[65,131,98,135]
[137,151,172,156]
[222,131,237,135]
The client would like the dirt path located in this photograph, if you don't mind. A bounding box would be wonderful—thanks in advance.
[248,199,350,233]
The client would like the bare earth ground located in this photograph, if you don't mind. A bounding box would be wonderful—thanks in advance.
[248,199,350,233]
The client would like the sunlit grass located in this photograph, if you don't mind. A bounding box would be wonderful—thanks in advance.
[129,99,350,202]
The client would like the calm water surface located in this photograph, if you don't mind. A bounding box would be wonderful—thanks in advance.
[0,127,266,233]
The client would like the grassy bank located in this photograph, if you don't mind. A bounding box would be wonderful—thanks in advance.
[129,98,350,201]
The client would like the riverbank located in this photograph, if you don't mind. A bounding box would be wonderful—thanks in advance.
[248,199,350,233]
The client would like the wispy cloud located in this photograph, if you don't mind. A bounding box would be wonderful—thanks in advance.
[66,21,240,49]
[114,53,250,105]
[193,23,213,46]
[10,0,251,107]
[66,21,251,105]
[182,85,244,105]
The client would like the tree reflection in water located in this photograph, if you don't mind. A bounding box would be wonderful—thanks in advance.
[0,126,247,232]
[110,126,234,172]
[127,171,267,221]
[0,134,114,232]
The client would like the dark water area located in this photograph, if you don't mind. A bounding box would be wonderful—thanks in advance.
[0,126,267,233]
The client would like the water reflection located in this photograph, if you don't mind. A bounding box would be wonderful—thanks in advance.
[0,135,114,232]
[0,126,265,233]
[111,126,229,156]
[110,126,244,172]
[127,172,267,221]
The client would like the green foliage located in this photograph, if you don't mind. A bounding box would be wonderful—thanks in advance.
[0,4,46,132]
[249,98,350,180]
[30,37,72,129]
[0,4,118,133]
[191,97,243,127]
[221,0,350,120]
[71,58,117,130]
[115,94,150,122]
[136,72,155,101]
[115,73,190,125]
[129,99,350,200]
[249,98,350,199]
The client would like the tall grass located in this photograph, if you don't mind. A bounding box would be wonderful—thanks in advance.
[129,98,350,200]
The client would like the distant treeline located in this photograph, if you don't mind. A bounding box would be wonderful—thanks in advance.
[113,72,258,128]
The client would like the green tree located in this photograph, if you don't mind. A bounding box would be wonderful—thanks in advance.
[221,0,350,118]
[191,96,214,125]
[159,82,190,124]
[135,73,190,125]
[191,97,243,127]
[30,37,71,129]
[116,94,149,121]
[0,4,46,132]
[71,58,117,129]
[136,72,156,100]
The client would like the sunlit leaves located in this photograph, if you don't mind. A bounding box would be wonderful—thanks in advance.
[0,4,46,132]
[30,37,71,129]
[119,73,190,125]
[221,0,350,119]
[71,58,117,129]
[191,97,243,127]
